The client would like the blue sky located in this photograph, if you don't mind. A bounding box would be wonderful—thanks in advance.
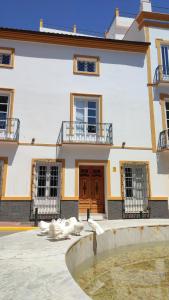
[0,0,168,34]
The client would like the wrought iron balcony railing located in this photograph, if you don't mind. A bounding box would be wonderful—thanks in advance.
[154,65,169,84]
[158,130,169,150]
[57,121,113,145]
[0,118,20,142]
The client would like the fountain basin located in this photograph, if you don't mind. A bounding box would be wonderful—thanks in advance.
[66,220,169,299]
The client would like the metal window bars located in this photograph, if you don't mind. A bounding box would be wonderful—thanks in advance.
[154,65,169,83]
[121,164,150,218]
[0,118,20,141]
[32,162,62,215]
[158,130,169,150]
[57,121,113,145]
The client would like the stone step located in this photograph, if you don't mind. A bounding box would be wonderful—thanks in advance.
[79,213,106,221]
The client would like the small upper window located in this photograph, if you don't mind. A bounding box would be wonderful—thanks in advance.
[0,48,14,68]
[74,55,100,76]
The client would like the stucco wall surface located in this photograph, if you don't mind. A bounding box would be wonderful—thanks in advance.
[0,38,151,147]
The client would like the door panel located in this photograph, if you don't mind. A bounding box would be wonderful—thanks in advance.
[79,166,104,213]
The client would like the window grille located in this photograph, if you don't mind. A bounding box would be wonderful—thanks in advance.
[121,164,149,213]
[32,161,61,214]
[77,60,96,73]
[0,53,11,65]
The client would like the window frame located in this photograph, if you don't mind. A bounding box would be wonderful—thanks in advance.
[0,157,8,198]
[70,93,102,125]
[0,47,15,69]
[0,88,14,133]
[120,161,151,204]
[73,55,100,76]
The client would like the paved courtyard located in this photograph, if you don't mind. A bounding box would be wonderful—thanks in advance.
[1,219,169,300]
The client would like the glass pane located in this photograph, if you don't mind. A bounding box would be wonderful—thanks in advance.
[75,100,85,109]
[126,188,133,198]
[49,188,58,197]
[88,109,96,117]
[167,111,169,120]
[88,101,96,109]
[126,178,132,188]
[37,188,46,197]
[88,117,96,124]
[2,54,11,65]
[87,62,96,72]
[0,96,8,104]
[76,109,84,122]
[125,168,132,177]
[77,61,85,72]
[0,112,7,120]
[166,102,169,110]
[167,120,169,129]
[0,104,8,112]
[88,125,96,133]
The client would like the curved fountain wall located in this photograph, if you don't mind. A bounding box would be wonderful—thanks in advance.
[66,223,169,276]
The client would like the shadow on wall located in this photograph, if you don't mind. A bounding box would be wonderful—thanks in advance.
[56,145,111,166]
[0,144,18,165]
[15,42,145,68]
[156,152,169,174]
[153,86,169,102]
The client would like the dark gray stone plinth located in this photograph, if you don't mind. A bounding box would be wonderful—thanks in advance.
[149,201,169,218]
[60,200,78,219]
[0,200,31,221]
[107,200,123,220]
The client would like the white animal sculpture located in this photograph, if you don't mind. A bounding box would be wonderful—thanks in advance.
[39,217,84,239]
[39,220,50,234]
[88,218,105,235]
[48,219,63,239]
[74,222,84,235]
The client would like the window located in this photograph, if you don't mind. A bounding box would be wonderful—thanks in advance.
[33,162,61,214]
[161,45,169,79]
[74,96,98,133]
[73,55,100,75]
[0,94,10,130]
[122,163,149,213]
[165,101,169,137]
[0,48,14,68]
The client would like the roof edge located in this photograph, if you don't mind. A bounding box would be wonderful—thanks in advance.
[0,27,150,53]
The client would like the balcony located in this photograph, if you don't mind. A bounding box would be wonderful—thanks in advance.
[57,121,113,145]
[158,130,169,151]
[154,65,169,85]
[0,118,20,142]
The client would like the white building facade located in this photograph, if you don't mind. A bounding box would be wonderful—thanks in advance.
[0,0,169,221]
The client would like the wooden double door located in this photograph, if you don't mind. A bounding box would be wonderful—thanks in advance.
[79,165,105,213]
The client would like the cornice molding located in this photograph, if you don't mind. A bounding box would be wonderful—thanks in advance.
[0,28,149,53]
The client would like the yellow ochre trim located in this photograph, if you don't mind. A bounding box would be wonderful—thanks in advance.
[136,11,169,30]
[40,19,43,28]
[0,157,8,197]
[119,161,151,200]
[115,8,120,17]
[73,55,100,76]
[144,27,156,153]
[160,94,168,131]
[1,197,31,201]
[70,93,103,124]
[0,227,37,231]
[75,159,111,200]
[0,47,15,69]
[31,159,65,201]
